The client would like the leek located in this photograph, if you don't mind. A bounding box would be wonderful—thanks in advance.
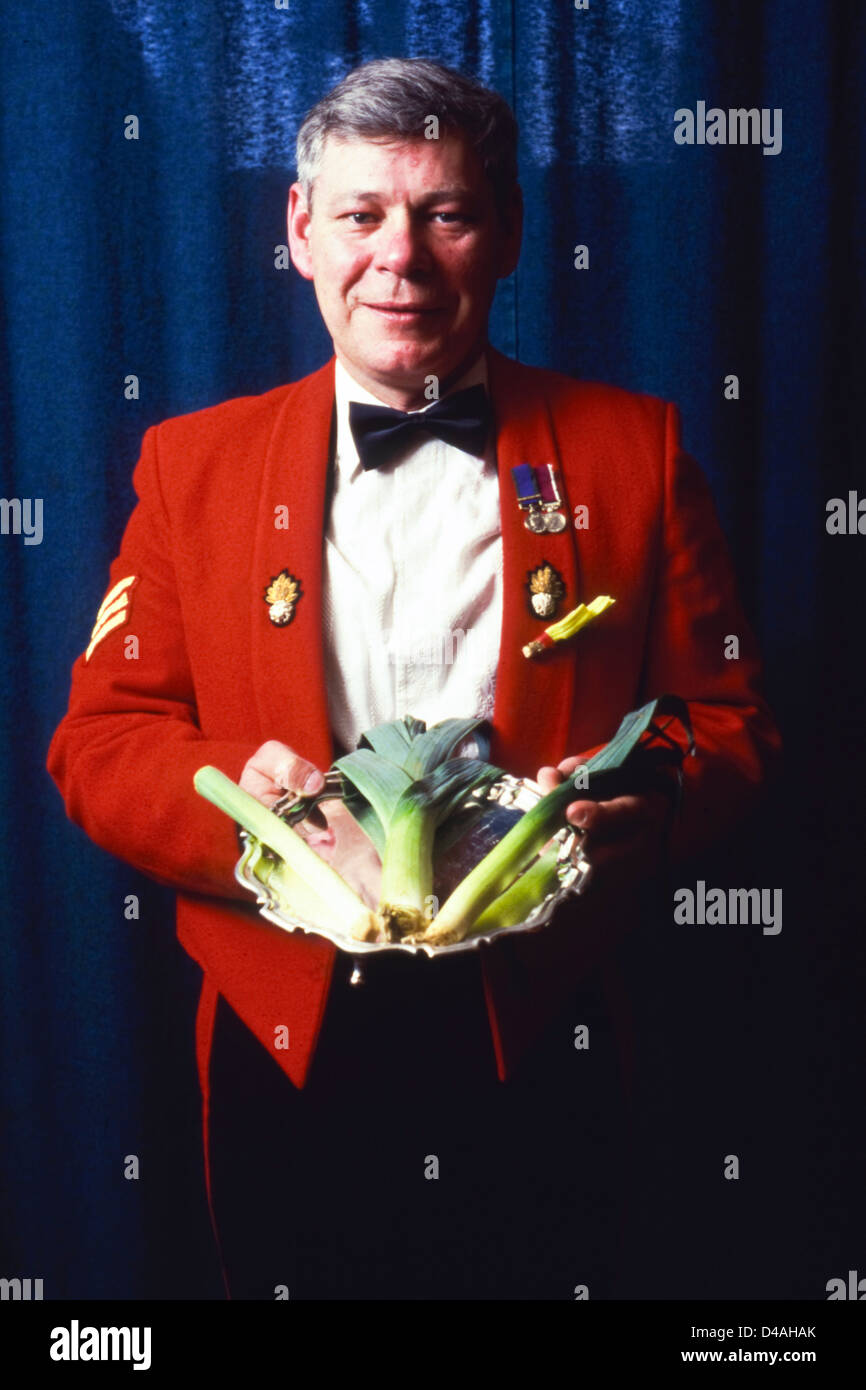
[421,778,575,945]
[466,849,562,937]
[423,696,694,945]
[193,765,377,941]
[195,697,693,950]
[377,758,501,939]
[240,837,362,938]
[335,717,502,940]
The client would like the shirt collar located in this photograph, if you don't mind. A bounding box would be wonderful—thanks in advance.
[334,352,489,478]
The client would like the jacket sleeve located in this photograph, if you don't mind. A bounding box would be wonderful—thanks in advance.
[639,401,782,859]
[46,425,259,899]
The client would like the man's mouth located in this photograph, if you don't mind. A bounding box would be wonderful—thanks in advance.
[362,303,444,316]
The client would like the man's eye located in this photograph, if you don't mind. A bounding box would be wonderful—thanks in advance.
[343,211,376,225]
[433,211,470,224]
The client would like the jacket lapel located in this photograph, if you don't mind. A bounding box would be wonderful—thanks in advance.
[250,358,337,772]
[237,358,339,1091]
[486,347,580,777]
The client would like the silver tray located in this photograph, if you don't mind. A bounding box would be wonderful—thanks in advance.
[233,774,591,959]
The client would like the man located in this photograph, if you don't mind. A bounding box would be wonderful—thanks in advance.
[47,58,779,1299]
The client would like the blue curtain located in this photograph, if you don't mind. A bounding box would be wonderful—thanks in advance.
[2,0,863,1298]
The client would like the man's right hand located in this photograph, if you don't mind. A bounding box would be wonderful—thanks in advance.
[239,740,382,908]
[239,740,325,808]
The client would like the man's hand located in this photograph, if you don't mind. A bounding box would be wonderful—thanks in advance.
[536,755,671,881]
[239,741,381,906]
[240,740,326,808]
[239,738,333,845]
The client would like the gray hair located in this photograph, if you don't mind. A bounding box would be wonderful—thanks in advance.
[296,57,519,221]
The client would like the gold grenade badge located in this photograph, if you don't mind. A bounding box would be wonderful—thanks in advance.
[527,562,565,619]
[264,570,302,626]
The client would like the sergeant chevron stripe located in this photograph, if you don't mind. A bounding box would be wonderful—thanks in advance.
[85,575,139,662]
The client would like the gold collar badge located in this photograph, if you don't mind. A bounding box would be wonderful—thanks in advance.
[264,570,302,626]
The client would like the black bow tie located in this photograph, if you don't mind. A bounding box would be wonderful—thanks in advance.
[349,384,491,471]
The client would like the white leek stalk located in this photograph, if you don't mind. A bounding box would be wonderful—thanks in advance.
[193,766,377,941]
[466,849,561,938]
[375,758,501,939]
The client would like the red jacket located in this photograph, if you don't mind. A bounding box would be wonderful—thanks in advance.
[47,347,780,1090]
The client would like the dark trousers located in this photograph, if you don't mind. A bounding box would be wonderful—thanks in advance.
[209,947,630,1300]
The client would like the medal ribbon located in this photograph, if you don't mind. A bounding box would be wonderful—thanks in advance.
[511,463,541,508]
[537,464,562,508]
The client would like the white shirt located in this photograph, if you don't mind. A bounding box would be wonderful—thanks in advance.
[323,355,503,755]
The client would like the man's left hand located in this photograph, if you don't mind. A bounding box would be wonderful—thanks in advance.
[536,756,672,881]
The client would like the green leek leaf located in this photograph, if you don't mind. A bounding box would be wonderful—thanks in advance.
[333,748,412,831]
[358,716,425,762]
[400,716,487,778]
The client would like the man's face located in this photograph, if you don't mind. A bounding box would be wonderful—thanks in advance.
[288,131,522,408]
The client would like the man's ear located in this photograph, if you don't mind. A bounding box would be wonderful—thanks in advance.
[497,183,524,280]
[287,182,315,281]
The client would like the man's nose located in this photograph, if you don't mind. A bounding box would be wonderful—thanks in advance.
[374,212,430,275]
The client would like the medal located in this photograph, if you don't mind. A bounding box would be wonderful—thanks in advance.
[511,464,547,533]
[538,464,567,532]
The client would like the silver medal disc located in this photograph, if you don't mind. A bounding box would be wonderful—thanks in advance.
[544,511,567,533]
[525,509,547,533]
